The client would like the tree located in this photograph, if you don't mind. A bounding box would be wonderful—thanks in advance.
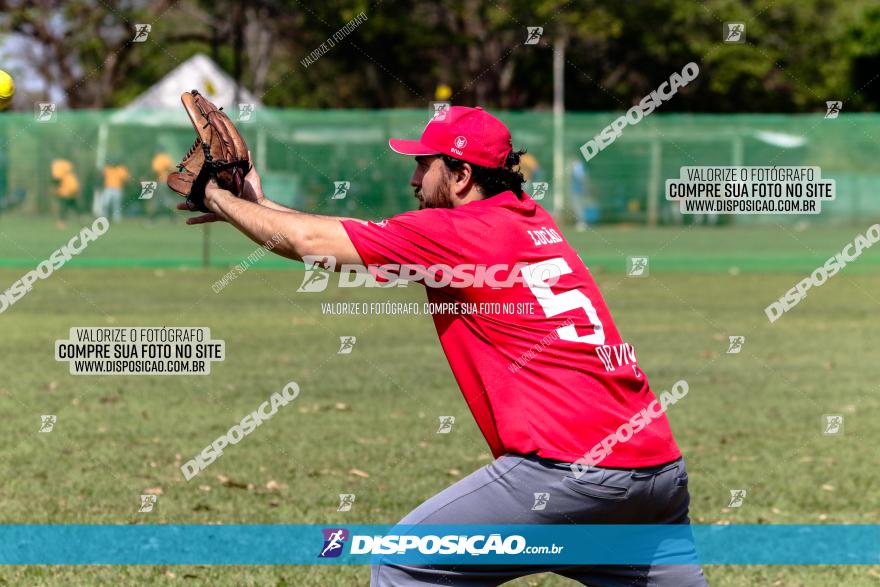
[1,0,878,112]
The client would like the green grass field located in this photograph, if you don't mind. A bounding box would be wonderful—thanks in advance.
[1,218,879,585]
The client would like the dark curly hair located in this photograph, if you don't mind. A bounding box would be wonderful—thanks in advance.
[440,149,527,199]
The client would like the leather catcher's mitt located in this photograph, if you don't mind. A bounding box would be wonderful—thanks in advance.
[167,90,250,213]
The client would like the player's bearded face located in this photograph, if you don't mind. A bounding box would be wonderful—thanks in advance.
[412,156,454,210]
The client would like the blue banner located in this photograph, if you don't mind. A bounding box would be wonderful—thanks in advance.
[0,525,877,565]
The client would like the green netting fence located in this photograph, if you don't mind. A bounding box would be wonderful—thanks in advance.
[1,109,879,225]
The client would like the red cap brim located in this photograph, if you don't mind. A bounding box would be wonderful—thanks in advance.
[388,138,440,157]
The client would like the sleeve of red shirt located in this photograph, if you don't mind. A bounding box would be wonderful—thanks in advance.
[341,209,464,268]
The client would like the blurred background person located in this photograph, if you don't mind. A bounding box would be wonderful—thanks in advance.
[50,158,80,229]
[570,159,598,231]
[150,150,177,221]
[517,151,541,183]
[102,159,130,222]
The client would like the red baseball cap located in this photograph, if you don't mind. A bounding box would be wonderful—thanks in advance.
[389,106,513,168]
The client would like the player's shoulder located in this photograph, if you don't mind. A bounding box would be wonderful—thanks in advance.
[392,206,455,226]
[446,191,541,228]
[349,206,452,231]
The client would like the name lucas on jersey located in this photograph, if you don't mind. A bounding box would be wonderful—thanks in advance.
[527,227,563,246]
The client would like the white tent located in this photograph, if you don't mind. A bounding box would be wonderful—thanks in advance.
[125,53,261,113]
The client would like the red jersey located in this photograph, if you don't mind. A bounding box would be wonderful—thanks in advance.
[341,191,681,467]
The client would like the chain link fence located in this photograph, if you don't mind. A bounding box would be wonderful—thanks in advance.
[2,109,878,225]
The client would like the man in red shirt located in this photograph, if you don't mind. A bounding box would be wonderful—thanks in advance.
[181,107,706,586]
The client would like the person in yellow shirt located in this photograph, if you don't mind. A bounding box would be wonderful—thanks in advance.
[50,159,80,229]
[102,160,130,222]
[150,152,176,220]
[517,152,541,182]
[152,152,174,182]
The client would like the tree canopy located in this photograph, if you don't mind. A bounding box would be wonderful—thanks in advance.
[1,0,878,112]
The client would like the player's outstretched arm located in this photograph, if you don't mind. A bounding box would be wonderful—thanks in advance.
[237,154,299,213]
[237,155,353,219]
[179,179,363,266]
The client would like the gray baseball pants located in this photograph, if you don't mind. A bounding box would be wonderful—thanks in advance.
[371,453,707,586]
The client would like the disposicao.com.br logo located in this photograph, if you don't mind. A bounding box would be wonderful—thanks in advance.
[318,528,562,558]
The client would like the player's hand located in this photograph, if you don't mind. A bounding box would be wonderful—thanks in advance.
[241,151,265,205]
[178,179,228,224]
[177,200,223,224]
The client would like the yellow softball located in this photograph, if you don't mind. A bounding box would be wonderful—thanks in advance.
[0,70,16,111]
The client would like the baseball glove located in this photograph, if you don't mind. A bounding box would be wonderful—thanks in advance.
[167,90,250,213]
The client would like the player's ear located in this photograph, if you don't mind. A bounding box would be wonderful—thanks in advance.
[452,162,474,196]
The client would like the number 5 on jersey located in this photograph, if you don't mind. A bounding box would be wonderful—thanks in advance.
[520,258,605,345]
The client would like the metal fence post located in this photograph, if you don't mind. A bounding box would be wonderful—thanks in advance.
[647,139,661,226]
